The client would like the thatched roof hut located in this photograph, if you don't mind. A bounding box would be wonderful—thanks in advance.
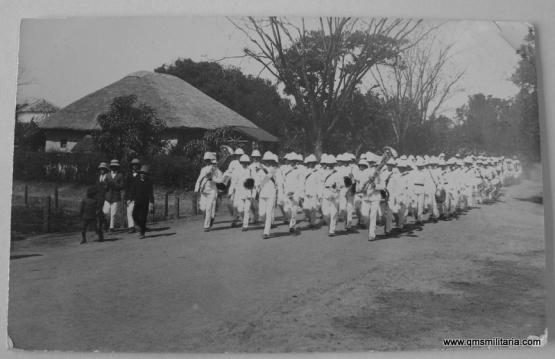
[39,71,278,152]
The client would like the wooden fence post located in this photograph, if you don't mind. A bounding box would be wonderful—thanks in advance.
[164,192,169,220]
[54,187,59,209]
[24,185,28,206]
[42,196,51,233]
[175,196,180,219]
[122,198,126,229]
[192,192,198,216]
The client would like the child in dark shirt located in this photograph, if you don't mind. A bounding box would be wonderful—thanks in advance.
[80,186,104,244]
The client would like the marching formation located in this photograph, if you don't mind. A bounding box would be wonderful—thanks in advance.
[195,147,522,240]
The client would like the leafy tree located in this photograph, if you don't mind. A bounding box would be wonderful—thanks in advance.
[14,120,44,151]
[511,27,540,161]
[95,95,167,161]
[154,59,296,141]
[230,17,424,155]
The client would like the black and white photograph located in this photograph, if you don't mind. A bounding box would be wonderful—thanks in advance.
[7,14,546,352]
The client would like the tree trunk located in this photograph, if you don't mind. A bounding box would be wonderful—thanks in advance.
[313,126,323,158]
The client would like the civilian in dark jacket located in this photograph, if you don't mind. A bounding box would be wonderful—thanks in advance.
[80,186,104,244]
[131,165,154,238]
[125,158,141,233]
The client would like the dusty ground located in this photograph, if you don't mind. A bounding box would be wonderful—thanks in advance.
[8,178,545,352]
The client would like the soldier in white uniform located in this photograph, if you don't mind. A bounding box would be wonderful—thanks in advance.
[320,155,342,236]
[228,154,257,229]
[194,152,223,231]
[276,153,293,223]
[301,154,321,228]
[222,148,245,217]
[249,149,263,223]
[283,153,304,234]
[336,154,356,231]
[362,155,388,240]
[353,158,371,228]
[423,158,439,221]
[410,158,427,225]
[257,152,279,239]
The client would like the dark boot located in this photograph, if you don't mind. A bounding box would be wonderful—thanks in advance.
[80,232,87,244]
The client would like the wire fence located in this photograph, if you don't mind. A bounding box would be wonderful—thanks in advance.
[10,184,203,238]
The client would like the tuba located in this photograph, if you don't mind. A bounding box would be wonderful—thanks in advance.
[362,146,398,200]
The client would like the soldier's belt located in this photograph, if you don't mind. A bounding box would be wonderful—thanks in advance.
[414,183,424,186]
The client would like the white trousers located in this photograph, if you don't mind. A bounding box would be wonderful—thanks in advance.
[103,201,119,229]
[322,197,339,234]
[339,189,355,228]
[303,195,319,224]
[200,192,218,229]
[414,193,425,222]
[126,200,135,228]
[242,198,252,228]
[283,196,299,229]
[259,196,276,235]
[365,200,381,239]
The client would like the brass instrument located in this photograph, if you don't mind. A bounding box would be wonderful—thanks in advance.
[361,146,398,200]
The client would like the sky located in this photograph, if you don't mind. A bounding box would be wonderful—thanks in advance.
[16,16,531,117]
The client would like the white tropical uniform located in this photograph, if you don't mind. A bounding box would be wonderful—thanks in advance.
[387,169,405,226]
[276,164,290,220]
[194,165,223,229]
[229,166,258,228]
[337,165,355,229]
[283,166,304,230]
[257,166,278,236]
[302,168,322,225]
[409,168,426,223]
[223,159,241,215]
[378,168,394,233]
[448,167,463,212]
[249,161,263,222]
[364,166,387,239]
[320,169,342,235]
[353,167,371,226]
[423,168,439,218]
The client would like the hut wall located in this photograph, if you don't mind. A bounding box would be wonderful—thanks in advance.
[44,130,85,152]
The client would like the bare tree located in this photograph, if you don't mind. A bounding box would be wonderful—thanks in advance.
[229,17,426,155]
[371,37,464,151]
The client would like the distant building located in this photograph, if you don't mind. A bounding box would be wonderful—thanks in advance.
[39,71,278,152]
[16,99,59,124]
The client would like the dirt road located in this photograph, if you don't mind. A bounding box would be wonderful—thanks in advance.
[8,178,545,352]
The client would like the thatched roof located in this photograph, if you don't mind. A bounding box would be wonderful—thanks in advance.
[17,99,59,114]
[39,71,278,142]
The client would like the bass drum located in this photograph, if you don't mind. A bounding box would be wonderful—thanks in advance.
[380,189,390,202]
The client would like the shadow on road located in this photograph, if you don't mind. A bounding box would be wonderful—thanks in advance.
[10,254,43,260]
[144,232,177,239]
[515,196,543,204]
[146,227,171,232]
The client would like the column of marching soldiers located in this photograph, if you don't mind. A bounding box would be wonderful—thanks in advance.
[195,147,522,240]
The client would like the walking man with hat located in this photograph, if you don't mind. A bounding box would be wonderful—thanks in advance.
[103,159,124,232]
[130,165,155,238]
[256,152,279,239]
[195,152,223,231]
[125,158,141,233]
[96,162,110,237]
